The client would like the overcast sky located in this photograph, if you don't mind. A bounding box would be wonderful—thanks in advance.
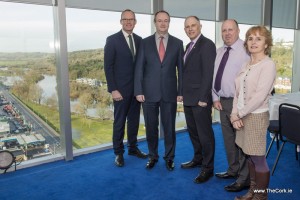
[0,2,294,53]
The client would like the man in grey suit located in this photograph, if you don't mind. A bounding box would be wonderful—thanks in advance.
[104,9,147,168]
[134,10,183,171]
[181,16,216,183]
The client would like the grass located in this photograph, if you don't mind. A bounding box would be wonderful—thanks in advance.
[20,97,188,149]
[24,101,146,148]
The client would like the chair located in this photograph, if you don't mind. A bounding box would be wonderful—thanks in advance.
[271,103,300,175]
[265,120,280,158]
[265,88,280,158]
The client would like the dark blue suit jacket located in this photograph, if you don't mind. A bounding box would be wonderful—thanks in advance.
[104,30,142,97]
[134,34,183,103]
[183,34,216,106]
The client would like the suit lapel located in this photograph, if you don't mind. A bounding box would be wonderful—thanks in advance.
[185,35,203,65]
[163,36,173,63]
[132,33,140,53]
[150,34,161,62]
[118,30,132,58]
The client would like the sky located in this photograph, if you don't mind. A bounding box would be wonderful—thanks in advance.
[0,1,295,53]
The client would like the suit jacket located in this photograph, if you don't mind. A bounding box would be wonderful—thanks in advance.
[183,34,216,106]
[104,30,142,97]
[134,34,183,103]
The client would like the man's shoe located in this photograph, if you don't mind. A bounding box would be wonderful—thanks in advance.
[194,171,213,184]
[215,171,237,179]
[181,161,202,169]
[128,149,148,159]
[115,154,124,167]
[166,160,175,171]
[146,158,158,169]
[225,181,249,192]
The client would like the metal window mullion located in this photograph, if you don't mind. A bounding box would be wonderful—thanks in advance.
[52,0,73,161]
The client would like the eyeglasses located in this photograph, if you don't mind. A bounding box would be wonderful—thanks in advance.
[121,18,135,22]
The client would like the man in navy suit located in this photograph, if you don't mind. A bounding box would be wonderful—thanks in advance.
[181,16,216,183]
[134,10,183,171]
[104,9,147,167]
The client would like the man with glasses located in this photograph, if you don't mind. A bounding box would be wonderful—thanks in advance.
[134,10,183,171]
[104,9,147,167]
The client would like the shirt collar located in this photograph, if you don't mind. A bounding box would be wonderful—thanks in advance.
[122,29,132,38]
[155,32,169,40]
[190,33,201,44]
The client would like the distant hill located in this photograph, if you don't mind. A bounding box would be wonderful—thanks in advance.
[0,49,105,79]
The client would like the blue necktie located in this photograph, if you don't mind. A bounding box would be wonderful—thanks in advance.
[214,47,231,92]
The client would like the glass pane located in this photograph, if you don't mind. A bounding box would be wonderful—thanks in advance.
[271,28,294,94]
[0,2,61,160]
[164,0,216,20]
[66,8,151,149]
[228,0,262,25]
[272,0,296,29]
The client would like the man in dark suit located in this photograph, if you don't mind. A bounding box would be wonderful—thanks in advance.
[134,10,183,171]
[104,9,147,167]
[181,16,216,183]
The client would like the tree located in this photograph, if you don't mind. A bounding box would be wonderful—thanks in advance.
[29,84,44,104]
[78,92,94,117]
[45,94,58,109]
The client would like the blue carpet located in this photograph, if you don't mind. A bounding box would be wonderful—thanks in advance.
[0,124,299,200]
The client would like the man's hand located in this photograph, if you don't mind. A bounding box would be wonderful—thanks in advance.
[112,90,123,101]
[213,101,223,111]
[136,95,145,102]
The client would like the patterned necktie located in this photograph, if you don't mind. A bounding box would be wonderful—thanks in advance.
[128,35,134,60]
[184,41,194,62]
[214,47,231,92]
[159,36,165,62]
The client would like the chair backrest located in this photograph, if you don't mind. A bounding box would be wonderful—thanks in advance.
[279,103,300,144]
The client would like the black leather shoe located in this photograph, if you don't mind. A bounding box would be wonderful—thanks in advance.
[146,159,158,169]
[115,154,124,167]
[194,171,213,184]
[166,160,175,171]
[224,182,249,192]
[128,149,148,159]
[181,161,202,169]
[215,171,237,179]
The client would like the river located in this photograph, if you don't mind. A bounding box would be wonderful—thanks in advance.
[2,75,187,125]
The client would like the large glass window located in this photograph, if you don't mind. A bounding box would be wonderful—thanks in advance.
[271,28,294,94]
[0,2,61,161]
[66,8,151,149]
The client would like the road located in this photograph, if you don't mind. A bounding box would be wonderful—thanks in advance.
[0,87,62,154]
